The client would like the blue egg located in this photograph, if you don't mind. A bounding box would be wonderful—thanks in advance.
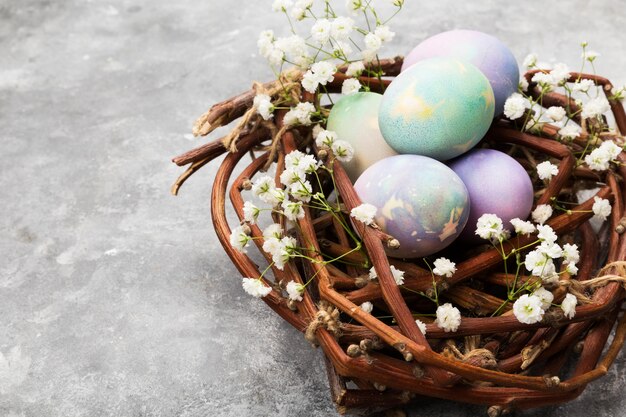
[378,57,495,161]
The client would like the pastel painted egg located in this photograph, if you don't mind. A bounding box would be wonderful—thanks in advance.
[402,30,519,116]
[327,92,398,181]
[354,155,470,258]
[448,149,534,242]
[379,57,494,161]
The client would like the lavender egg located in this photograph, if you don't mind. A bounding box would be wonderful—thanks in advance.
[354,155,470,258]
[327,92,397,182]
[448,149,534,242]
[402,30,519,116]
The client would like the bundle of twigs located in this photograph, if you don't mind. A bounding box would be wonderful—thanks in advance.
[172,57,626,415]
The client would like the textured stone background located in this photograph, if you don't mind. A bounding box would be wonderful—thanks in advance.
[1,1,626,416]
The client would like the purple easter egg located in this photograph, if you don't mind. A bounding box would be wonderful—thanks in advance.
[448,149,533,242]
[354,155,470,258]
[402,30,519,116]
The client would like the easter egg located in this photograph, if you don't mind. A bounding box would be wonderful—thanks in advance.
[354,155,470,258]
[448,148,534,242]
[327,92,398,181]
[401,30,519,116]
[378,57,494,161]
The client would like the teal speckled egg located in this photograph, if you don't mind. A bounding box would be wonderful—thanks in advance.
[327,92,398,182]
[354,154,470,258]
[378,57,495,161]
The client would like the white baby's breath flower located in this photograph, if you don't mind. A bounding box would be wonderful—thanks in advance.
[545,106,566,122]
[346,61,365,77]
[281,199,305,221]
[289,180,313,202]
[310,61,337,85]
[561,293,577,319]
[331,16,354,40]
[562,243,580,265]
[272,236,297,270]
[263,223,283,241]
[266,46,285,67]
[532,72,554,91]
[558,124,582,140]
[523,53,538,68]
[374,25,395,43]
[565,263,579,275]
[311,18,332,45]
[342,78,361,95]
[503,93,527,120]
[331,140,355,162]
[536,161,559,181]
[285,150,317,173]
[475,213,506,241]
[252,175,282,205]
[582,96,610,119]
[538,240,562,259]
[531,204,553,225]
[549,63,570,86]
[301,70,319,93]
[262,226,283,256]
[230,225,251,253]
[599,140,623,160]
[415,319,427,335]
[350,203,377,225]
[536,224,557,244]
[572,79,595,93]
[284,102,316,126]
[286,280,304,301]
[272,0,292,12]
[519,77,529,92]
[433,257,456,277]
[435,303,461,333]
[592,196,611,221]
[346,0,365,13]
[360,301,373,313]
[243,201,260,224]
[583,50,600,62]
[291,6,306,20]
[513,294,545,324]
[280,167,303,187]
[257,30,275,58]
[315,129,337,148]
[333,40,353,57]
[510,218,536,236]
[253,94,274,120]
[242,278,272,298]
[364,32,382,52]
[532,287,554,310]
[369,265,405,285]
[584,147,611,171]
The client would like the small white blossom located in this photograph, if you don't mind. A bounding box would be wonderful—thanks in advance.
[549,63,570,86]
[346,61,365,77]
[513,294,545,324]
[315,129,337,148]
[503,93,527,120]
[272,0,292,12]
[285,150,318,174]
[262,224,283,256]
[331,140,354,162]
[537,161,559,181]
[558,124,582,140]
[599,140,623,160]
[583,50,600,62]
[374,25,395,43]
[566,263,579,275]
[533,287,554,310]
[243,201,260,224]
[290,6,306,20]
[242,278,272,298]
[519,77,529,92]
[331,16,354,40]
[342,78,361,95]
[346,0,365,13]
[369,265,405,285]
[281,199,305,221]
[510,218,536,236]
[289,180,313,202]
[584,147,611,171]
[562,243,580,265]
[475,213,506,241]
[538,240,562,259]
[561,293,577,319]
[532,72,554,91]
[524,249,556,278]
[230,225,251,253]
[360,301,373,313]
[536,224,557,244]
[257,30,275,58]
[272,236,297,270]
[286,280,304,301]
[311,18,332,45]
[435,303,461,332]
[284,102,316,126]
[592,196,611,221]
[262,237,282,257]
[310,61,337,85]
[433,257,456,277]
[301,71,320,94]
[531,204,553,225]
[545,106,566,122]
[364,32,382,52]
[523,53,538,68]
[572,79,595,93]
[253,94,274,120]
[350,203,377,225]
[280,167,304,187]
[415,319,427,335]
[582,96,610,119]
[252,175,283,205]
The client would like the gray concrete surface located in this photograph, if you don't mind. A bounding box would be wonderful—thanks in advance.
[1,0,626,416]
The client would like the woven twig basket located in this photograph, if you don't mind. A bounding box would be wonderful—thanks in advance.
[172,57,626,416]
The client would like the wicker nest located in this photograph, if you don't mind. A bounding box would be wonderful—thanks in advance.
[172,57,626,416]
